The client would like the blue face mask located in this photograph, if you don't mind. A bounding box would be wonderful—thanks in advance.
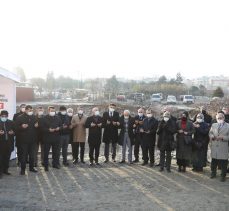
[1,117,7,122]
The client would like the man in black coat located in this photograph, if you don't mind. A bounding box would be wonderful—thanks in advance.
[0,110,15,178]
[85,107,103,165]
[15,105,38,175]
[58,106,71,166]
[141,109,158,167]
[157,111,177,172]
[40,106,62,171]
[133,108,145,163]
[13,103,26,166]
[102,103,120,162]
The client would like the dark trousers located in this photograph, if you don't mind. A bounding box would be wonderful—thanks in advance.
[89,142,100,163]
[134,135,143,160]
[160,150,171,170]
[34,142,44,165]
[60,135,69,163]
[177,159,189,167]
[0,141,11,174]
[21,142,35,171]
[104,142,117,160]
[211,158,228,178]
[72,142,85,161]
[16,143,23,164]
[44,141,60,167]
[142,145,155,164]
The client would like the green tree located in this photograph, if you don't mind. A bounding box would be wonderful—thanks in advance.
[46,71,55,91]
[213,87,224,98]
[105,75,119,98]
[176,72,183,84]
[30,77,46,93]
[199,84,207,96]
[157,75,167,84]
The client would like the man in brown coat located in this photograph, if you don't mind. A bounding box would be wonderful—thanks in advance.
[71,107,87,164]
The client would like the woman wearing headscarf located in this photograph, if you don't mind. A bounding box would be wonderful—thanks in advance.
[192,113,210,172]
[176,111,194,172]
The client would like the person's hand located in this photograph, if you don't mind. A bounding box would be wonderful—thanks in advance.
[49,128,55,132]
[91,122,96,127]
[140,128,144,133]
[217,136,224,141]
[183,131,188,135]
[55,127,60,131]
[97,123,102,127]
[0,130,4,135]
[69,125,73,129]
[34,122,39,128]
[22,124,28,129]
[135,120,139,124]
[8,130,14,135]
[139,121,143,125]
[113,121,117,126]
[63,124,68,129]
[107,120,111,125]
[193,123,199,128]
[116,122,120,126]
[133,124,136,128]
[145,130,150,134]
[178,129,183,133]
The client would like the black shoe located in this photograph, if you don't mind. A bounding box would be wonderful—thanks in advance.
[142,162,148,166]
[129,161,134,165]
[227,168,229,173]
[159,168,164,172]
[210,173,216,179]
[3,171,11,175]
[20,170,25,175]
[63,162,69,167]
[81,160,85,164]
[220,177,226,182]
[150,163,154,167]
[104,160,109,163]
[156,163,160,167]
[45,167,49,171]
[112,159,116,163]
[90,162,94,166]
[182,167,186,173]
[73,160,78,165]
[178,166,182,172]
[53,165,60,169]
[41,162,45,167]
[133,159,139,163]
[30,168,38,173]
[95,162,100,166]
[119,160,126,164]
[167,169,171,173]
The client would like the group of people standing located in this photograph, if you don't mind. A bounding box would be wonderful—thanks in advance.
[0,103,229,182]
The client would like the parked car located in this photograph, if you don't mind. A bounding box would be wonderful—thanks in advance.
[151,94,161,103]
[166,95,177,104]
[183,95,194,104]
[134,93,145,102]
[117,94,126,101]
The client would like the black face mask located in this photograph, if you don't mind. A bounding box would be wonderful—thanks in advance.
[202,110,206,115]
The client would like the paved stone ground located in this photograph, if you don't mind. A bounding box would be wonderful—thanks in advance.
[0,145,229,211]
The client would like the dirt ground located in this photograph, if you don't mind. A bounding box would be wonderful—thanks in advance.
[0,145,229,211]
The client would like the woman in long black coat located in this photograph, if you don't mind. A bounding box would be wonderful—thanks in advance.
[192,113,210,172]
[157,111,177,172]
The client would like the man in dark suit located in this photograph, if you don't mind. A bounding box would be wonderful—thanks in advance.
[133,108,145,163]
[102,103,120,162]
[13,103,26,166]
[0,110,15,178]
[85,107,103,165]
[40,106,62,171]
[141,109,158,167]
[15,105,38,175]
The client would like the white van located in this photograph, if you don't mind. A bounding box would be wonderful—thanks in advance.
[183,95,194,104]
[151,94,161,103]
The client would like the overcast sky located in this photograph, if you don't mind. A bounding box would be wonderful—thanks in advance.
[0,0,229,80]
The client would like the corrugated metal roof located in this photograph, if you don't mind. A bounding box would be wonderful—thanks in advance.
[0,67,20,82]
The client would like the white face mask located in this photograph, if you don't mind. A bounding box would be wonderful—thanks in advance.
[109,108,115,112]
[124,116,129,119]
[38,111,44,116]
[61,111,67,115]
[27,111,33,116]
[67,113,73,117]
[163,117,169,122]
[217,119,224,124]
[196,118,203,123]
[78,110,83,115]
[21,108,26,112]
[138,113,143,117]
[147,114,152,118]
[49,111,56,116]
[94,111,100,116]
